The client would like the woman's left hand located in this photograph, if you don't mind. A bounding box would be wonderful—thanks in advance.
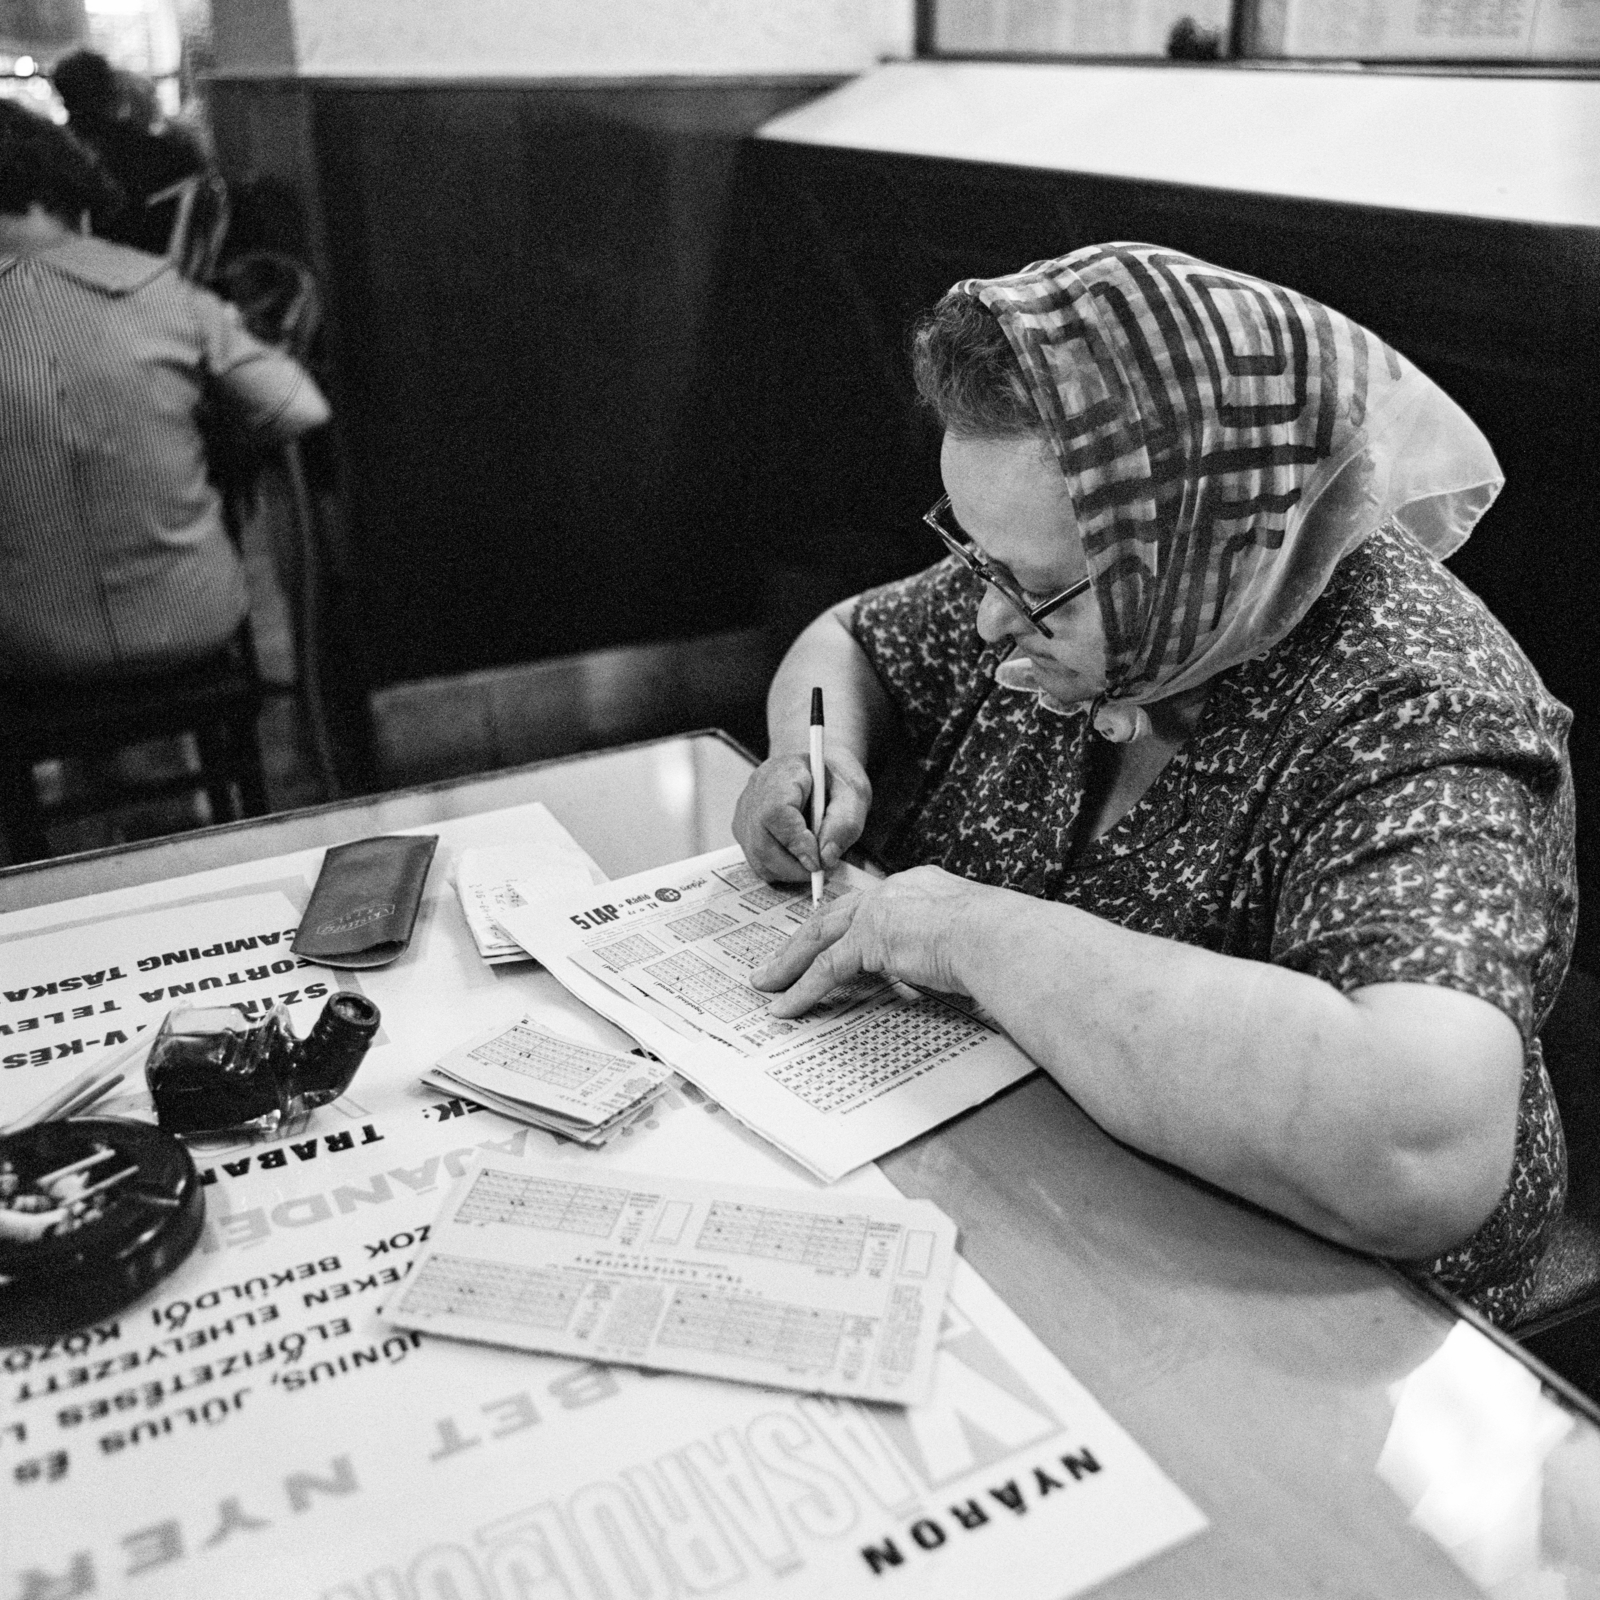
[751,866,988,1017]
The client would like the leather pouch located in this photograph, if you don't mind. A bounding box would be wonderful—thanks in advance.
[292,835,439,969]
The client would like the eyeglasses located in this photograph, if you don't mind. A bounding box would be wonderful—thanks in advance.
[922,494,1091,640]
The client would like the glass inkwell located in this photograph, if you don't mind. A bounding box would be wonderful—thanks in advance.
[145,993,381,1138]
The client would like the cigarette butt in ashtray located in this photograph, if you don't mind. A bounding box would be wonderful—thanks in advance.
[37,1145,116,1194]
[72,1165,139,1205]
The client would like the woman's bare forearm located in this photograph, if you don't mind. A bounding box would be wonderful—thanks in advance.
[765,601,897,767]
[953,886,1522,1258]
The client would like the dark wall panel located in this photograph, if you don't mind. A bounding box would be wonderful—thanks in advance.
[207,76,839,688]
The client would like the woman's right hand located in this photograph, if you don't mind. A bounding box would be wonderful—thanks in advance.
[733,747,872,884]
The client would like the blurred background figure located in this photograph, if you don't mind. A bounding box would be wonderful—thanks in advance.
[0,99,328,682]
[48,46,205,254]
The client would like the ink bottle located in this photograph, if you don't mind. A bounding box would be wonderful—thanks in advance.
[146,992,380,1137]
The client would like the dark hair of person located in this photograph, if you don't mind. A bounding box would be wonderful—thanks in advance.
[910,291,1041,438]
[50,49,119,122]
[0,100,122,222]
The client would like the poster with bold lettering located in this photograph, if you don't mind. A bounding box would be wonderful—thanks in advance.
[0,891,324,1128]
[1,809,1205,1598]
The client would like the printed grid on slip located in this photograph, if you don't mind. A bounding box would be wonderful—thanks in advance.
[766,998,987,1114]
[695,1200,870,1272]
[468,1024,633,1090]
[455,1171,633,1236]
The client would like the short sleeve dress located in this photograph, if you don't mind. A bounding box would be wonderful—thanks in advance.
[853,524,1576,1326]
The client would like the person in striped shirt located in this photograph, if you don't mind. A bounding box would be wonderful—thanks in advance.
[0,100,329,680]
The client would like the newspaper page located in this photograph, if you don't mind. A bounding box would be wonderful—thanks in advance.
[386,1158,957,1403]
[497,847,1037,1182]
[3,810,1206,1600]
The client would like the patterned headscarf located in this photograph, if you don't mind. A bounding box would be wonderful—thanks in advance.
[953,243,1503,708]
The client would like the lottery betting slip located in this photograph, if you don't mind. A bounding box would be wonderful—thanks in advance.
[422,1013,673,1145]
[385,1156,959,1403]
[497,846,1036,1181]
[453,809,606,963]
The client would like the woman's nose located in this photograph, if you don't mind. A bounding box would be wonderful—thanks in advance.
[976,584,1028,645]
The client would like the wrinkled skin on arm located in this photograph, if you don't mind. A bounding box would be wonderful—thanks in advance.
[750,868,1523,1264]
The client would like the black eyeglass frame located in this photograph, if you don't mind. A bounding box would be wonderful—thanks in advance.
[922,494,1091,640]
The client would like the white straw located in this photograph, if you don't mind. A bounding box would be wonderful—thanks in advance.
[0,1035,150,1138]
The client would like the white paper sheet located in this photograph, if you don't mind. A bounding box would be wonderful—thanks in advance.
[1,1098,1207,1600]
[3,806,1206,1600]
[386,1157,957,1403]
[498,846,1037,1182]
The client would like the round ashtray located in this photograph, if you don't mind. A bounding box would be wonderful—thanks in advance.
[0,1117,206,1345]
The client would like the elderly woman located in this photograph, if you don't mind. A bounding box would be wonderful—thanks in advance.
[734,243,1573,1326]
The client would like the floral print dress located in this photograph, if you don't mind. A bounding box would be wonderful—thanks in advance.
[854,525,1575,1325]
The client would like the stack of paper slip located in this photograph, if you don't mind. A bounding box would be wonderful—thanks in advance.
[453,819,606,965]
[422,1015,674,1146]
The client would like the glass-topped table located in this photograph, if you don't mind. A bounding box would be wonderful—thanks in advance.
[4,731,1597,1596]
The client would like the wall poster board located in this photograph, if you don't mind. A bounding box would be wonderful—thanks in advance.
[928,0,1234,57]
[1250,0,1600,60]
[924,0,1600,60]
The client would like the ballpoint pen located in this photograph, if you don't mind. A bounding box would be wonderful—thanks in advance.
[809,686,826,906]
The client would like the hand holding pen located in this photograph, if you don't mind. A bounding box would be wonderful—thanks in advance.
[730,690,873,889]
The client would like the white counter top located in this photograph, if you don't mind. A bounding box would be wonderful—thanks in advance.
[758,61,1600,228]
